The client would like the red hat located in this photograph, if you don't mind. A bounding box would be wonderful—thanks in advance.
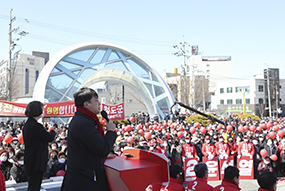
[205,135,210,140]
[185,136,190,139]
[218,135,223,139]
[244,135,249,139]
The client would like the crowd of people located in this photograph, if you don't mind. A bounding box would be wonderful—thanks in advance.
[0,110,284,190]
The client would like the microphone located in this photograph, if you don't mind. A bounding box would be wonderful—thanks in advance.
[101,110,110,122]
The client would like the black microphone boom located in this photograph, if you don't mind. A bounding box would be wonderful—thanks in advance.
[101,110,110,122]
[170,101,225,126]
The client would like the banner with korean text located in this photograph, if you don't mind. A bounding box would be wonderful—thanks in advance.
[0,100,76,117]
[237,156,254,179]
[219,156,234,180]
[184,158,198,183]
[102,103,125,121]
[202,156,220,181]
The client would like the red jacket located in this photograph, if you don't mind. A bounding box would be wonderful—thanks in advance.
[202,143,216,157]
[213,179,241,191]
[0,170,5,191]
[258,188,275,191]
[187,177,213,191]
[227,142,238,156]
[238,141,255,156]
[160,177,184,191]
[182,143,197,158]
[215,141,230,156]
[154,146,168,157]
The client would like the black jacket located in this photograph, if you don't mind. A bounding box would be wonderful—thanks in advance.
[0,161,12,181]
[10,163,28,183]
[23,117,55,173]
[64,111,117,191]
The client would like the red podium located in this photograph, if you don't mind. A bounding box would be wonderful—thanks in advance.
[104,148,169,191]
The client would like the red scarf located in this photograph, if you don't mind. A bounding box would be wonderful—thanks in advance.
[76,106,105,137]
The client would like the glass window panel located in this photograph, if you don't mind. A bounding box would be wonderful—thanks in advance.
[80,68,96,79]
[157,97,170,113]
[127,59,150,79]
[61,97,70,101]
[236,99,242,104]
[246,99,250,104]
[151,72,159,82]
[67,49,95,62]
[45,86,63,102]
[72,70,81,75]
[220,100,224,104]
[144,83,154,98]
[108,50,120,61]
[122,52,131,58]
[220,88,224,93]
[51,68,60,73]
[227,99,232,104]
[154,85,165,97]
[67,82,81,99]
[227,87,232,93]
[105,61,129,71]
[90,48,107,64]
[58,61,81,70]
[47,74,73,94]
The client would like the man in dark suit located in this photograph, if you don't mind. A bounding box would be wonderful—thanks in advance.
[63,87,117,191]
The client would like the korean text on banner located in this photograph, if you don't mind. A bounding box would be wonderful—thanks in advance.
[237,156,254,179]
[202,156,219,181]
[102,103,125,121]
[219,156,234,180]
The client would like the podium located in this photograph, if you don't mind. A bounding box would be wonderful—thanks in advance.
[104,148,169,191]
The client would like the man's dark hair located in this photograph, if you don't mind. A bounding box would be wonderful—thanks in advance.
[169,164,182,179]
[194,162,208,178]
[73,87,98,107]
[25,101,43,117]
[224,166,239,180]
[13,149,24,161]
[257,171,277,190]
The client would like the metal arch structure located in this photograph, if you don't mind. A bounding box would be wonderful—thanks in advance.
[33,42,176,119]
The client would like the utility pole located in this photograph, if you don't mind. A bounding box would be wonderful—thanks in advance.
[8,9,16,101]
[276,84,278,118]
[267,69,272,118]
[173,37,190,105]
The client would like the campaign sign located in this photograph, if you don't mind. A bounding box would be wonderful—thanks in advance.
[202,156,219,181]
[184,158,198,183]
[237,156,254,179]
[102,103,125,121]
[219,156,234,180]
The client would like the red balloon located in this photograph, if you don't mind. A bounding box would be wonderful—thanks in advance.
[165,132,170,139]
[190,127,196,134]
[250,125,256,132]
[127,137,134,144]
[154,121,158,125]
[274,122,278,126]
[256,126,262,133]
[231,121,236,126]
[267,123,272,130]
[217,124,223,131]
[207,120,211,123]
[136,125,142,130]
[238,125,244,133]
[178,126,183,131]
[195,123,200,128]
[4,134,13,144]
[177,131,183,138]
[270,154,278,161]
[145,123,149,127]
[138,129,144,135]
[174,123,179,127]
[56,170,65,177]
[170,124,175,129]
[153,125,158,130]
[145,132,152,139]
[17,133,24,144]
[278,130,284,138]
[227,125,233,132]
[240,112,243,115]
[164,123,168,127]
[260,149,268,158]
[273,126,279,132]
[49,127,54,132]
[206,126,212,132]
[243,125,249,131]
[126,125,132,132]
[130,117,135,122]
[261,123,266,129]
[200,127,206,134]
[268,131,276,139]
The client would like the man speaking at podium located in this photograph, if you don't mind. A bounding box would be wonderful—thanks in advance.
[63,87,117,191]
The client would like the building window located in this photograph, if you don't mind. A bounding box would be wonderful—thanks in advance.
[25,68,29,94]
[101,97,106,103]
[35,70,39,81]
[227,87,232,93]
[206,70,210,73]
[246,99,250,104]
[227,99,233,104]
[220,88,224,94]
[220,100,224,105]
[258,85,263,92]
[259,98,263,104]
[236,99,242,104]
[206,64,210,67]
[206,75,210,78]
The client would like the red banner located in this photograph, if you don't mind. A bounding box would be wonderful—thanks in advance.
[219,156,234,180]
[202,156,219,181]
[184,157,198,183]
[237,156,254,179]
[0,100,76,117]
[102,103,125,121]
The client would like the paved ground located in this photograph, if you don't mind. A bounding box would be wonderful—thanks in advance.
[5,177,285,191]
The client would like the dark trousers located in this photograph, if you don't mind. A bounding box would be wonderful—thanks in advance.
[27,171,43,191]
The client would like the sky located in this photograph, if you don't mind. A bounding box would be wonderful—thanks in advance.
[0,0,285,80]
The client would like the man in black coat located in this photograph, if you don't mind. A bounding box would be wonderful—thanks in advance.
[63,87,117,191]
